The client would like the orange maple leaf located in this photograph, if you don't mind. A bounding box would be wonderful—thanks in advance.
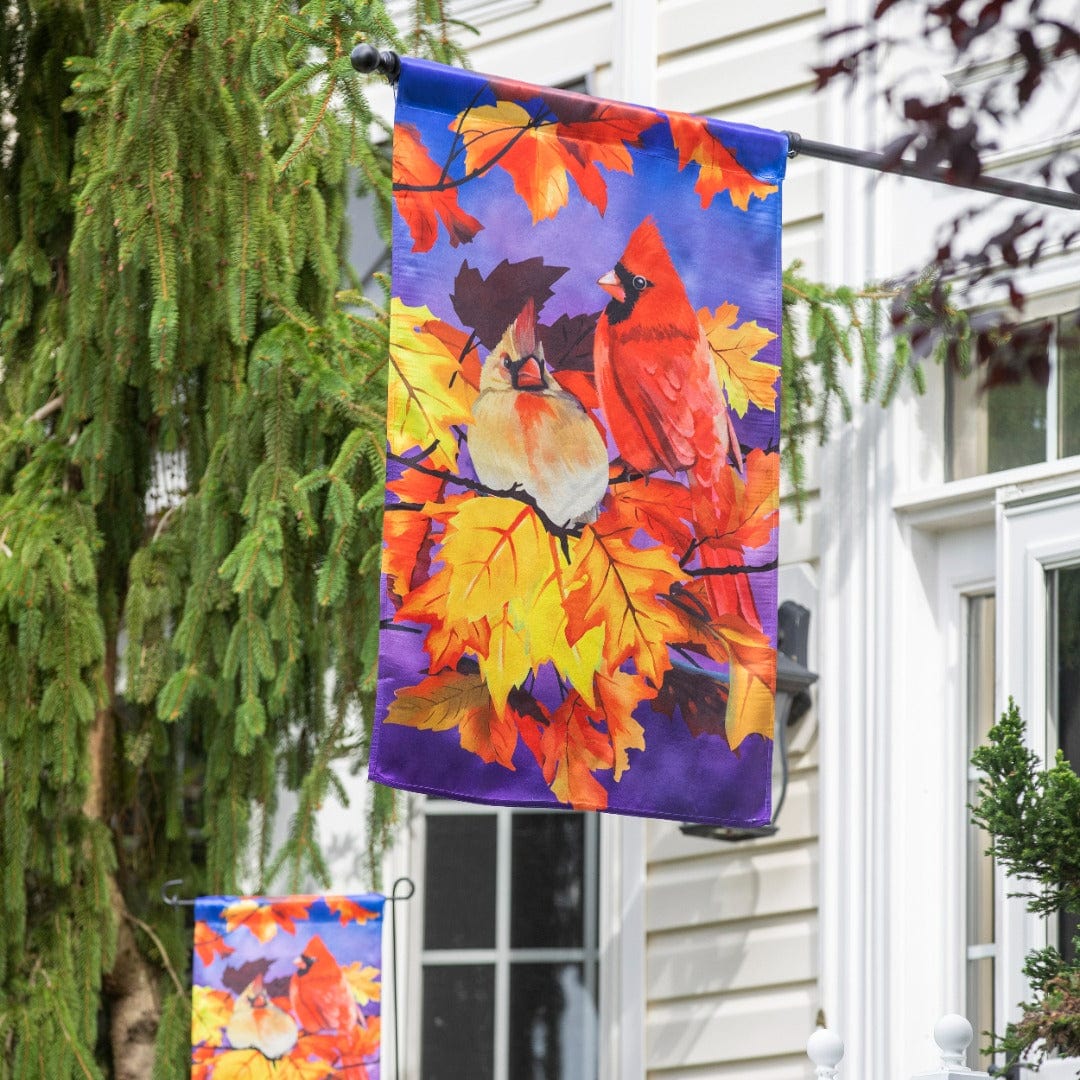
[222,898,310,943]
[699,448,780,553]
[194,920,235,967]
[563,519,689,684]
[667,112,778,211]
[453,100,656,224]
[325,897,380,927]
[698,303,779,416]
[594,668,652,781]
[386,668,519,769]
[605,476,694,553]
[540,692,614,809]
[393,122,483,253]
[395,566,492,675]
[383,468,445,599]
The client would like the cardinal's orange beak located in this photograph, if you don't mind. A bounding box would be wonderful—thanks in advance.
[597,270,624,303]
[509,355,546,391]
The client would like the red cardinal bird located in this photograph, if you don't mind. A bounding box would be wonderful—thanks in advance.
[289,935,358,1035]
[593,217,757,626]
[469,299,609,529]
[225,974,299,1060]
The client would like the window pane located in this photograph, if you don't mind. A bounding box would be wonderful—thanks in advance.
[422,964,495,1080]
[948,327,1051,479]
[511,813,585,949]
[1053,566,1080,963]
[509,963,596,1080]
[1059,314,1080,460]
[986,374,1047,473]
[424,815,496,949]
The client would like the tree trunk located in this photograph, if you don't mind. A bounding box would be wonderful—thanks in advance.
[86,638,162,1080]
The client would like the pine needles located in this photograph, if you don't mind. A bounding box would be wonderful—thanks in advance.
[0,2,460,1075]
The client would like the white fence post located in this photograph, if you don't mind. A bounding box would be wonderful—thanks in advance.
[807,1028,844,1080]
[910,1014,992,1080]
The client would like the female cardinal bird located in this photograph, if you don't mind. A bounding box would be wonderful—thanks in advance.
[468,299,609,530]
[225,974,299,1060]
[593,217,757,626]
[289,935,358,1034]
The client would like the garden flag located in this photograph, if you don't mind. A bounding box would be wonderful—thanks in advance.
[371,58,786,827]
[190,893,384,1078]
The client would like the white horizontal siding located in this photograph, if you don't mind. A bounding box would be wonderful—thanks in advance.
[647,982,819,1070]
[648,843,819,932]
[467,3,614,87]
[647,1053,817,1080]
[658,0,825,58]
[648,912,819,999]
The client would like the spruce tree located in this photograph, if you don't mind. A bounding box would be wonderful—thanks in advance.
[0,2,462,1076]
[971,701,1080,1070]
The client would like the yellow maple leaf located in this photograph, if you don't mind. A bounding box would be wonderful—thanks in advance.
[563,522,689,685]
[210,1049,333,1080]
[482,600,533,715]
[343,962,382,1006]
[521,533,604,705]
[725,664,775,750]
[388,299,476,470]
[438,495,551,630]
[191,985,233,1048]
[698,303,779,417]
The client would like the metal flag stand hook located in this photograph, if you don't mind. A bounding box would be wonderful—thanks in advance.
[160,875,416,1080]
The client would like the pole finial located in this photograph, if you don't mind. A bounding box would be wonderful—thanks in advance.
[350,44,402,83]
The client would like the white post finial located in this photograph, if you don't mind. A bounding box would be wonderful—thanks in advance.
[934,1014,973,1071]
[807,1028,845,1080]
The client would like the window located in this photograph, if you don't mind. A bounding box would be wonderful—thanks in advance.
[947,310,1080,480]
[418,802,600,1080]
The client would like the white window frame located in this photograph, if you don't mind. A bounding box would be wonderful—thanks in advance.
[996,477,1080,1079]
[889,456,1080,1077]
[381,798,645,1080]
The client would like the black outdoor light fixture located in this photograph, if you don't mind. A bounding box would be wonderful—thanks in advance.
[680,600,818,842]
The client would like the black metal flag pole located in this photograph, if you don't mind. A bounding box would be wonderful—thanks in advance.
[350,44,1080,213]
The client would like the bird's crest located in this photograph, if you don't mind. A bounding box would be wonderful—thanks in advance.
[620,216,677,280]
[507,298,538,358]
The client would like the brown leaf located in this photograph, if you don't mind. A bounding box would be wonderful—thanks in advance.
[451,257,568,350]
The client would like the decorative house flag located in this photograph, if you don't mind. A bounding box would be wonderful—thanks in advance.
[371,57,787,827]
[190,893,384,1079]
